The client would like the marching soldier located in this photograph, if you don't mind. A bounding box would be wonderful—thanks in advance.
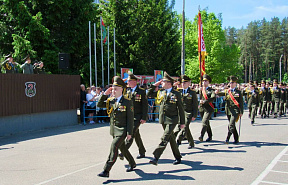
[244,83,259,124]
[196,74,216,142]
[279,82,286,117]
[259,80,270,118]
[267,82,273,116]
[119,71,148,159]
[147,72,185,165]
[174,75,198,148]
[97,76,136,178]
[216,76,243,144]
[271,79,281,118]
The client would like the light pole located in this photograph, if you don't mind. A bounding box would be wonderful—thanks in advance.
[280,54,283,82]
[181,0,185,75]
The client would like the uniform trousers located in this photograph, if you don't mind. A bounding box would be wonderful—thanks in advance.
[226,114,239,142]
[174,114,194,147]
[125,120,146,155]
[153,123,182,160]
[273,101,280,116]
[249,105,257,122]
[261,101,268,116]
[104,135,136,172]
[200,111,213,138]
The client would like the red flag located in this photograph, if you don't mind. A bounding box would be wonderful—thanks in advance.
[198,11,206,77]
[101,18,107,44]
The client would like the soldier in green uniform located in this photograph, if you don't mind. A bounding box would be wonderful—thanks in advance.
[267,82,273,117]
[97,76,136,178]
[119,71,148,159]
[244,83,259,124]
[196,74,216,142]
[216,76,243,144]
[271,79,281,118]
[259,80,270,118]
[147,72,185,165]
[174,75,198,149]
[279,82,286,117]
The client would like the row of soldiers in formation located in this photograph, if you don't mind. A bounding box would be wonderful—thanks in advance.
[95,71,287,178]
[0,53,45,74]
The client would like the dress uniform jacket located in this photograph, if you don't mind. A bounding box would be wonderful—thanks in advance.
[217,89,244,116]
[182,88,198,119]
[126,85,148,122]
[148,86,185,125]
[271,86,281,103]
[97,95,134,137]
[197,87,216,113]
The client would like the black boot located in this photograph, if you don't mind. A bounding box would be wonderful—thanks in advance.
[98,170,109,177]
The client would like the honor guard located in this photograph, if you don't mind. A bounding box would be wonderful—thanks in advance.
[119,71,148,160]
[196,74,216,142]
[244,82,259,124]
[174,75,198,148]
[97,76,136,178]
[271,79,281,118]
[216,76,243,144]
[147,72,185,165]
[279,82,287,117]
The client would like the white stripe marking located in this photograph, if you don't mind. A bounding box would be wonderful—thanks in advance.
[260,180,288,185]
[251,146,288,185]
[270,170,288,174]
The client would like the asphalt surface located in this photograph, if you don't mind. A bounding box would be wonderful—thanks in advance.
[0,110,287,185]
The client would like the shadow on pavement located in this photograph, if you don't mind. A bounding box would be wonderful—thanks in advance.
[102,160,243,184]
[0,123,109,146]
[227,141,288,149]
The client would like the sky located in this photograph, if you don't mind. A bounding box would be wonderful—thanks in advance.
[172,0,288,29]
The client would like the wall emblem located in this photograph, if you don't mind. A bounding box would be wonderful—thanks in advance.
[25,82,36,97]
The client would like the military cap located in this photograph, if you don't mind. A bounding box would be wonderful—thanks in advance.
[181,75,191,82]
[5,53,12,60]
[202,74,212,83]
[280,82,285,86]
[112,76,126,89]
[249,83,255,87]
[127,71,140,81]
[273,79,278,84]
[227,76,238,83]
[254,80,258,85]
[162,71,175,82]
[261,80,266,84]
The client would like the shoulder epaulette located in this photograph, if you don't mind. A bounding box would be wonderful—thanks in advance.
[139,87,145,90]
[107,97,115,101]
[124,96,131,100]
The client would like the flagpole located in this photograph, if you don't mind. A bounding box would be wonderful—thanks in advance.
[114,28,116,76]
[100,16,104,87]
[94,23,97,87]
[181,0,185,75]
[89,21,92,87]
[107,26,110,85]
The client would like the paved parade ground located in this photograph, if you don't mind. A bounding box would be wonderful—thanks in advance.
[0,110,288,185]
